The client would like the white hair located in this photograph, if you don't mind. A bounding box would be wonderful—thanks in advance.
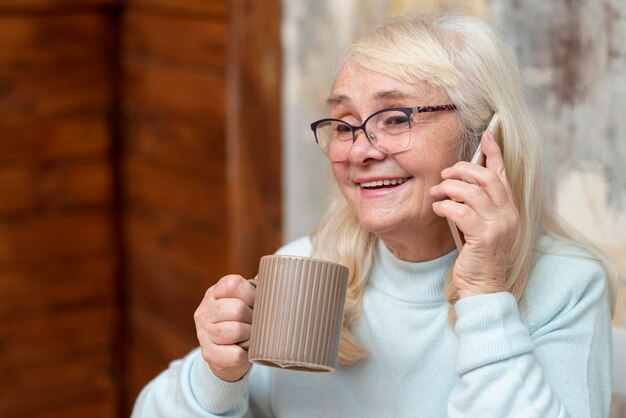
[312,13,618,364]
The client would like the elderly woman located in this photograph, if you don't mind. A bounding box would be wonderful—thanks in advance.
[132,14,616,417]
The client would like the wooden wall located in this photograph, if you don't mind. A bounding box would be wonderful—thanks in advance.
[0,1,121,417]
[0,0,282,416]
[121,0,282,411]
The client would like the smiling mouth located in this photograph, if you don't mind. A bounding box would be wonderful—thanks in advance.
[359,177,411,190]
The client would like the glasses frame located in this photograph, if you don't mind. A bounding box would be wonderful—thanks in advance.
[310,104,457,156]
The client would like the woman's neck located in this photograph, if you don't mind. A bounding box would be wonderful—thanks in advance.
[376,218,455,262]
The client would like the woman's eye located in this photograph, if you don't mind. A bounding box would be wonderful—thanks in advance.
[384,115,409,126]
[335,124,352,134]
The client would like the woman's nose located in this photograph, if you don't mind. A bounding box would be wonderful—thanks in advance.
[348,129,386,163]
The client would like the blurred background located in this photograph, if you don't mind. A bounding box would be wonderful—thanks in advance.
[0,0,624,417]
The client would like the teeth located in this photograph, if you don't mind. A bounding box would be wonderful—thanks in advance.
[360,178,407,188]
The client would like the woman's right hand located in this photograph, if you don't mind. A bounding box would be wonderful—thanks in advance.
[194,274,256,382]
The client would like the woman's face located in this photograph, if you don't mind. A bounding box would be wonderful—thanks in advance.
[328,61,459,256]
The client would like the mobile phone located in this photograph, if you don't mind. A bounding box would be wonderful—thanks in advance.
[447,113,501,251]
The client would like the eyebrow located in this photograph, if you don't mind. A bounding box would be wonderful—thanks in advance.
[325,90,414,107]
[325,94,350,106]
[375,90,414,100]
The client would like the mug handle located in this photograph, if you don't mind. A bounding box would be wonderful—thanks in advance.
[237,277,257,350]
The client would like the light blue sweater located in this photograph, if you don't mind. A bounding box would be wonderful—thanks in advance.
[132,236,612,417]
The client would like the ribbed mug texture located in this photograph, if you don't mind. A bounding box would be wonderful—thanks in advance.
[248,256,349,372]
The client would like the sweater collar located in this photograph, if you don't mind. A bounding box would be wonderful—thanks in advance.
[369,239,457,303]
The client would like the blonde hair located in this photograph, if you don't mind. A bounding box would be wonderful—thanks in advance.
[311,14,618,365]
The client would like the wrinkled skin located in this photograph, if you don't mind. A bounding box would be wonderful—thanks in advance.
[194,61,519,382]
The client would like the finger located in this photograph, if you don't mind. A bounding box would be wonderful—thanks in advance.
[481,131,502,170]
[432,198,486,238]
[208,321,251,345]
[430,179,496,218]
[212,274,256,308]
[199,339,248,369]
[441,161,511,210]
[441,161,484,185]
[481,132,512,195]
[209,298,253,324]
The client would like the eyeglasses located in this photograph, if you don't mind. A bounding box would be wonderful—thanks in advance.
[310,104,456,162]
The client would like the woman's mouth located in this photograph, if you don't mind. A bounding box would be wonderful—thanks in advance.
[358,177,411,190]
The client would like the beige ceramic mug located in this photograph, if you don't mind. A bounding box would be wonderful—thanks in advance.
[239,255,350,372]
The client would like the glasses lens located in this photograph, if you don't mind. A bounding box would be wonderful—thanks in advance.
[365,109,411,154]
[314,109,412,161]
[315,120,353,162]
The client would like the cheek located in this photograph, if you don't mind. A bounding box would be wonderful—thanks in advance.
[396,153,441,182]
[331,164,346,185]
[403,140,457,177]
[331,164,354,197]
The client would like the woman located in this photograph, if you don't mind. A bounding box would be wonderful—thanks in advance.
[132,14,616,417]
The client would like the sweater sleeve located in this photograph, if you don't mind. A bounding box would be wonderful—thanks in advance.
[129,238,311,417]
[448,257,612,418]
[131,348,250,417]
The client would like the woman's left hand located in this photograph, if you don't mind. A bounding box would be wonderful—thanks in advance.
[430,131,519,299]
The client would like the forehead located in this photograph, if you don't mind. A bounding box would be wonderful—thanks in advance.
[329,61,438,106]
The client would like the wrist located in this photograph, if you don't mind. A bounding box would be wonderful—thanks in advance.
[209,364,251,383]
[190,349,250,413]
[455,279,504,299]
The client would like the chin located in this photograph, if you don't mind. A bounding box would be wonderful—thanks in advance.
[356,213,404,235]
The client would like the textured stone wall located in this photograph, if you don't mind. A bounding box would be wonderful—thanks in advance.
[281,0,626,323]
[489,1,626,300]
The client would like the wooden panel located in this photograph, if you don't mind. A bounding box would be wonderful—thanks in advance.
[0,0,119,13]
[0,115,110,162]
[0,14,111,69]
[123,10,227,69]
[0,305,119,417]
[126,344,164,405]
[0,3,120,417]
[0,257,115,319]
[121,1,283,414]
[35,159,113,209]
[0,159,113,214]
[0,164,31,213]
[0,305,117,365]
[124,208,229,279]
[26,400,117,418]
[120,3,230,411]
[126,305,197,401]
[227,0,282,277]
[27,399,116,418]
[124,113,225,176]
[129,300,197,359]
[123,156,226,224]
[127,248,216,339]
[126,0,228,17]
[0,211,114,266]
[0,352,116,418]
[0,64,111,116]
[123,59,225,117]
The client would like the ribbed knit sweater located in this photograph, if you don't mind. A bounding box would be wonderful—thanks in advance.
[132,235,612,417]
